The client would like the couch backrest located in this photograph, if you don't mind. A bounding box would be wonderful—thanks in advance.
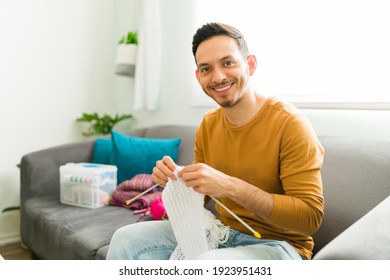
[20,140,95,201]
[128,125,198,166]
[313,136,390,254]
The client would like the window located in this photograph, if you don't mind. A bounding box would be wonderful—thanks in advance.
[191,0,390,110]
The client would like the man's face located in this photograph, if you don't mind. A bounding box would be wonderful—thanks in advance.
[195,35,253,108]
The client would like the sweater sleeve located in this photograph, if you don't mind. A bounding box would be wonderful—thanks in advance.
[268,115,325,235]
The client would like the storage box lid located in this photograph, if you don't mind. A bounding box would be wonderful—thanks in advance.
[60,162,117,174]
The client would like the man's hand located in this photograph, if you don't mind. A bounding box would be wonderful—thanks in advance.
[179,163,274,220]
[178,163,234,198]
[151,156,178,187]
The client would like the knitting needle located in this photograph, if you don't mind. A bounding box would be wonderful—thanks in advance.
[125,183,261,238]
[126,184,160,205]
[209,195,261,239]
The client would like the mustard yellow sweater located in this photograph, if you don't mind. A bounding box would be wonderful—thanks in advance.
[194,97,324,259]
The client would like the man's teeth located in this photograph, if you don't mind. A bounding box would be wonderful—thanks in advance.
[215,84,231,92]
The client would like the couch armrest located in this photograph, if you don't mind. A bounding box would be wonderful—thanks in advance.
[20,140,95,203]
[313,195,390,260]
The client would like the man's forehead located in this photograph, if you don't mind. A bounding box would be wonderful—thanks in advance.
[195,36,239,65]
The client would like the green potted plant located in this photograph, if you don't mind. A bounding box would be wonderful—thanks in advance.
[118,31,138,45]
[76,112,133,137]
[115,31,138,76]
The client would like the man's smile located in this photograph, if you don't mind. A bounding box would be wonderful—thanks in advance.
[212,82,234,93]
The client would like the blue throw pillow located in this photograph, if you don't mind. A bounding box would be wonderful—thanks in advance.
[110,130,181,184]
[92,138,112,164]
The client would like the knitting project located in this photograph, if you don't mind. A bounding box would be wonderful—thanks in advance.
[162,166,231,260]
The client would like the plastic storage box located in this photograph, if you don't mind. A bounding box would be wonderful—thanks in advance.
[60,163,117,208]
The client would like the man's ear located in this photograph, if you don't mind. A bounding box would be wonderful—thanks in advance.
[195,69,200,82]
[247,54,257,76]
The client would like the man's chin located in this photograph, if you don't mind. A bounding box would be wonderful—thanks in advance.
[215,99,236,108]
[206,92,238,108]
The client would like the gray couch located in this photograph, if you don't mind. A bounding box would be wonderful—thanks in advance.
[20,125,390,260]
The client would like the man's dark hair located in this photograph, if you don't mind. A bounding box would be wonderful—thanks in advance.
[192,22,249,59]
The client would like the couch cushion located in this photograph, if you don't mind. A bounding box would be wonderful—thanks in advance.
[96,245,109,260]
[136,125,198,166]
[110,130,181,184]
[314,195,390,259]
[22,196,153,260]
[92,138,112,164]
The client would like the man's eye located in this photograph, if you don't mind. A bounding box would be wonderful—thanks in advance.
[200,67,210,73]
[225,60,234,66]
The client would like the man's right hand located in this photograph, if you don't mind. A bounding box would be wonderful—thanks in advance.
[151,156,178,187]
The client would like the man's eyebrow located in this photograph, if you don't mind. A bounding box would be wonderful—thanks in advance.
[221,55,233,61]
[197,62,209,68]
[197,55,234,68]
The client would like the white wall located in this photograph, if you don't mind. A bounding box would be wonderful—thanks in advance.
[115,0,211,129]
[1,0,389,246]
[303,109,390,140]
[121,0,390,141]
[0,0,115,245]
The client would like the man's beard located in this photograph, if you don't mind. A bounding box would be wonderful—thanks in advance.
[208,89,244,108]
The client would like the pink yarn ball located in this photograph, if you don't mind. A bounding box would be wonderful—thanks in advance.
[150,197,168,220]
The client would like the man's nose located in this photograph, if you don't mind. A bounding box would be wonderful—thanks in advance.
[211,67,226,84]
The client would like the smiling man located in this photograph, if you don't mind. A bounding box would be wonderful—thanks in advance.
[107,22,325,260]
[194,31,258,111]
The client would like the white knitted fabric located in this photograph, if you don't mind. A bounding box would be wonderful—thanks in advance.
[162,166,231,260]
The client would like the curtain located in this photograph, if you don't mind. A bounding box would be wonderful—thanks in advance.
[133,0,161,111]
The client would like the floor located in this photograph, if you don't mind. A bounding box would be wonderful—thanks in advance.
[0,242,32,260]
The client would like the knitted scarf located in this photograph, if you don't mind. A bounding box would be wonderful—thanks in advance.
[162,166,231,260]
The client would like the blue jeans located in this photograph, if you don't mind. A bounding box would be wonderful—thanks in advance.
[106,220,304,260]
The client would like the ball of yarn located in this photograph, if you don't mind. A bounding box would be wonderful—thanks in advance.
[150,197,168,220]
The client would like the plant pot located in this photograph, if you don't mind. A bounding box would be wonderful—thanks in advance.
[115,44,137,77]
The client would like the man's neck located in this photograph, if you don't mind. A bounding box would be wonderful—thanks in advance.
[223,91,268,127]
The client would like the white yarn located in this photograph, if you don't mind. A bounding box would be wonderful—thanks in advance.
[162,166,231,260]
